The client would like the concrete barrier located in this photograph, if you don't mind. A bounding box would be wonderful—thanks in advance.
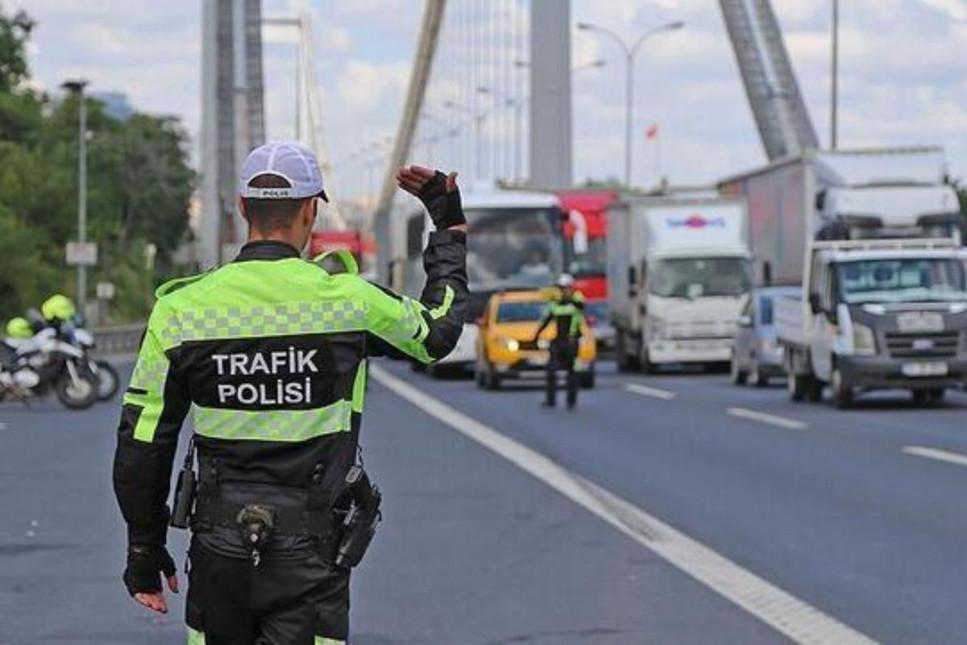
[92,324,145,355]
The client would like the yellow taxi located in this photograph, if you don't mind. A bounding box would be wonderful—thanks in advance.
[475,289,597,390]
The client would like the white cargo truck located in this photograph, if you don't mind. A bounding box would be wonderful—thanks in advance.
[720,147,967,407]
[608,197,753,372]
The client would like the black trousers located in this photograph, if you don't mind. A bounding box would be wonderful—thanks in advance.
[545,339,579,407]
[186,539,350,644]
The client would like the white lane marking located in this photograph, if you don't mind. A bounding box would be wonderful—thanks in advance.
[727,407,807,431]
[371,364,875,645]
[624,383,676,400]
[902,446,967,469]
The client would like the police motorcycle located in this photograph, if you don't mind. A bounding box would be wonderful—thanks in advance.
[0,295,100,409]
[63,319,120,401]
[1,318,99,409]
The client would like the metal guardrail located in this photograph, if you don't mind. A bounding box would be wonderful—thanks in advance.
[92,323,145,355]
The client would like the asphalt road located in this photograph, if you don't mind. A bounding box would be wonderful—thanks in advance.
[1,358,967,643]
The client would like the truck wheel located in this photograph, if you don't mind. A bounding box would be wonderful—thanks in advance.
[912,389,944,404]
[615,332,639,373]
[788,373,806,402]
[806,376,824,402]
[638,339,657,375]
[831,368,853,409]
[730,352,747,385]
[928,388,946,403]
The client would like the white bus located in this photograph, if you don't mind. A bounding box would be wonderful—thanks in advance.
[402,188,564,372]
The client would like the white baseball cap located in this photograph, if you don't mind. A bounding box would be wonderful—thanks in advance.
[557,273,575,288]
[238,141,329,202]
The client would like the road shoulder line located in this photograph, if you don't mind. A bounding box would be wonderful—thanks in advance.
[728,407,807,430]
[371,364,875,645]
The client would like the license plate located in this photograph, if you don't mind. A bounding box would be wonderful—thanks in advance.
[901,362,948,377]
[897,312,944,333]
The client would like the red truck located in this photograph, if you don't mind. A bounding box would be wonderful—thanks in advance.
[557,190,618,349]
[309,229,376,278]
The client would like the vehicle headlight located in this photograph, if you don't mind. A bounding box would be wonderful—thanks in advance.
[497,337,520,352]
[852,324,876,355]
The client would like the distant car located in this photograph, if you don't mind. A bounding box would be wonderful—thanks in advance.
[475,289,597,390]
[583,299,615,351]
[731,286,801,387]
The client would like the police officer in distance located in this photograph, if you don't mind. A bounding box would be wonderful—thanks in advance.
[533,273,586,409]
[113,141,468,644]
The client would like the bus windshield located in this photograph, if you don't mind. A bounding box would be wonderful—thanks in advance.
[837,258,967,304]
[465,207,562,291]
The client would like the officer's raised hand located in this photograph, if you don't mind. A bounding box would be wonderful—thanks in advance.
[123,544,179,614]
[396,165,466,230]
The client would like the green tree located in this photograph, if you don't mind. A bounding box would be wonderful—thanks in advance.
[0,5,197,322]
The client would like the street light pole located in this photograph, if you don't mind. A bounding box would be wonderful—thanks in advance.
[578,21,683,187]
[830,0,839,149]
[63,80,89,313]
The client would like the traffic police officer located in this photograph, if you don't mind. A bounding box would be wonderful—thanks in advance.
[113,141,468,644]
[534,274,585,409]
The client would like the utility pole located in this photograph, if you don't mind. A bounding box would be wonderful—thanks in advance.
[830,0,839,149]
[62,80,89,312]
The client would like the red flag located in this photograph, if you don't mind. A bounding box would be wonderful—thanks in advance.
[645,123,659,140]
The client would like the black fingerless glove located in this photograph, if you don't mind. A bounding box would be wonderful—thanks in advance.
[417,171,466,230]
[123,545,177,596]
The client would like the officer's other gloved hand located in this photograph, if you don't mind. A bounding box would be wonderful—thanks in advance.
[123,544,179,613]
[396,165,466,230]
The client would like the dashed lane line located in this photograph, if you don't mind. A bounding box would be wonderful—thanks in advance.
[902,446,967,469]
[727,407,807,431]
[371,364,876,645]
[624,383,677,400]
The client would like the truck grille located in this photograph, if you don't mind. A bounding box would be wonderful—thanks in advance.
[885,331,960,359]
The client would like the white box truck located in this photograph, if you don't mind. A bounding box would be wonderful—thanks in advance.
[608,197,753,372]
[719,147,967,407]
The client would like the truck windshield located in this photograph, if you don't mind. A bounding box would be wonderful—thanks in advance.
[496,301,547,323]
[649,257,752,298]
[837,258,967,304]
[466,207,562,291]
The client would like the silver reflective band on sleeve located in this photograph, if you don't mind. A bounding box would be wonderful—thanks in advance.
[187,627,206,644]
[314,638,345,645]
[194,400,353,442]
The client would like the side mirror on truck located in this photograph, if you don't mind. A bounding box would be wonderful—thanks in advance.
[808,293,822,315]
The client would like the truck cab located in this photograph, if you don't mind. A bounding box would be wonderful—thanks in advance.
[782,240,967,406]
[609,197,753,372]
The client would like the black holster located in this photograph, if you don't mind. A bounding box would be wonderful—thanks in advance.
[334,466,382,569]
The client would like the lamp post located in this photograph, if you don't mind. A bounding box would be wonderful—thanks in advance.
[444,99,488,181]
[62,79,89,312]
[577,20,683,187]
[830,0,839,149]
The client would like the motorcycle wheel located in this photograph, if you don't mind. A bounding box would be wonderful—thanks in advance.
[93,360,120,401]
[55,370,97,410]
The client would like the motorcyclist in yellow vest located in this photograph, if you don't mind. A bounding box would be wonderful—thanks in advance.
[533,274,585,409]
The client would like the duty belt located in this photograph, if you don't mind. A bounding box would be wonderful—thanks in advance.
[193,496,333,538]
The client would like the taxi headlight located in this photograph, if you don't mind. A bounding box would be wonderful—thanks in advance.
[497,336,520,352]
[852,324,876,356]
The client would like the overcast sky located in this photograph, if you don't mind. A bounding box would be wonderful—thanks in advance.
[10,0,967,197]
